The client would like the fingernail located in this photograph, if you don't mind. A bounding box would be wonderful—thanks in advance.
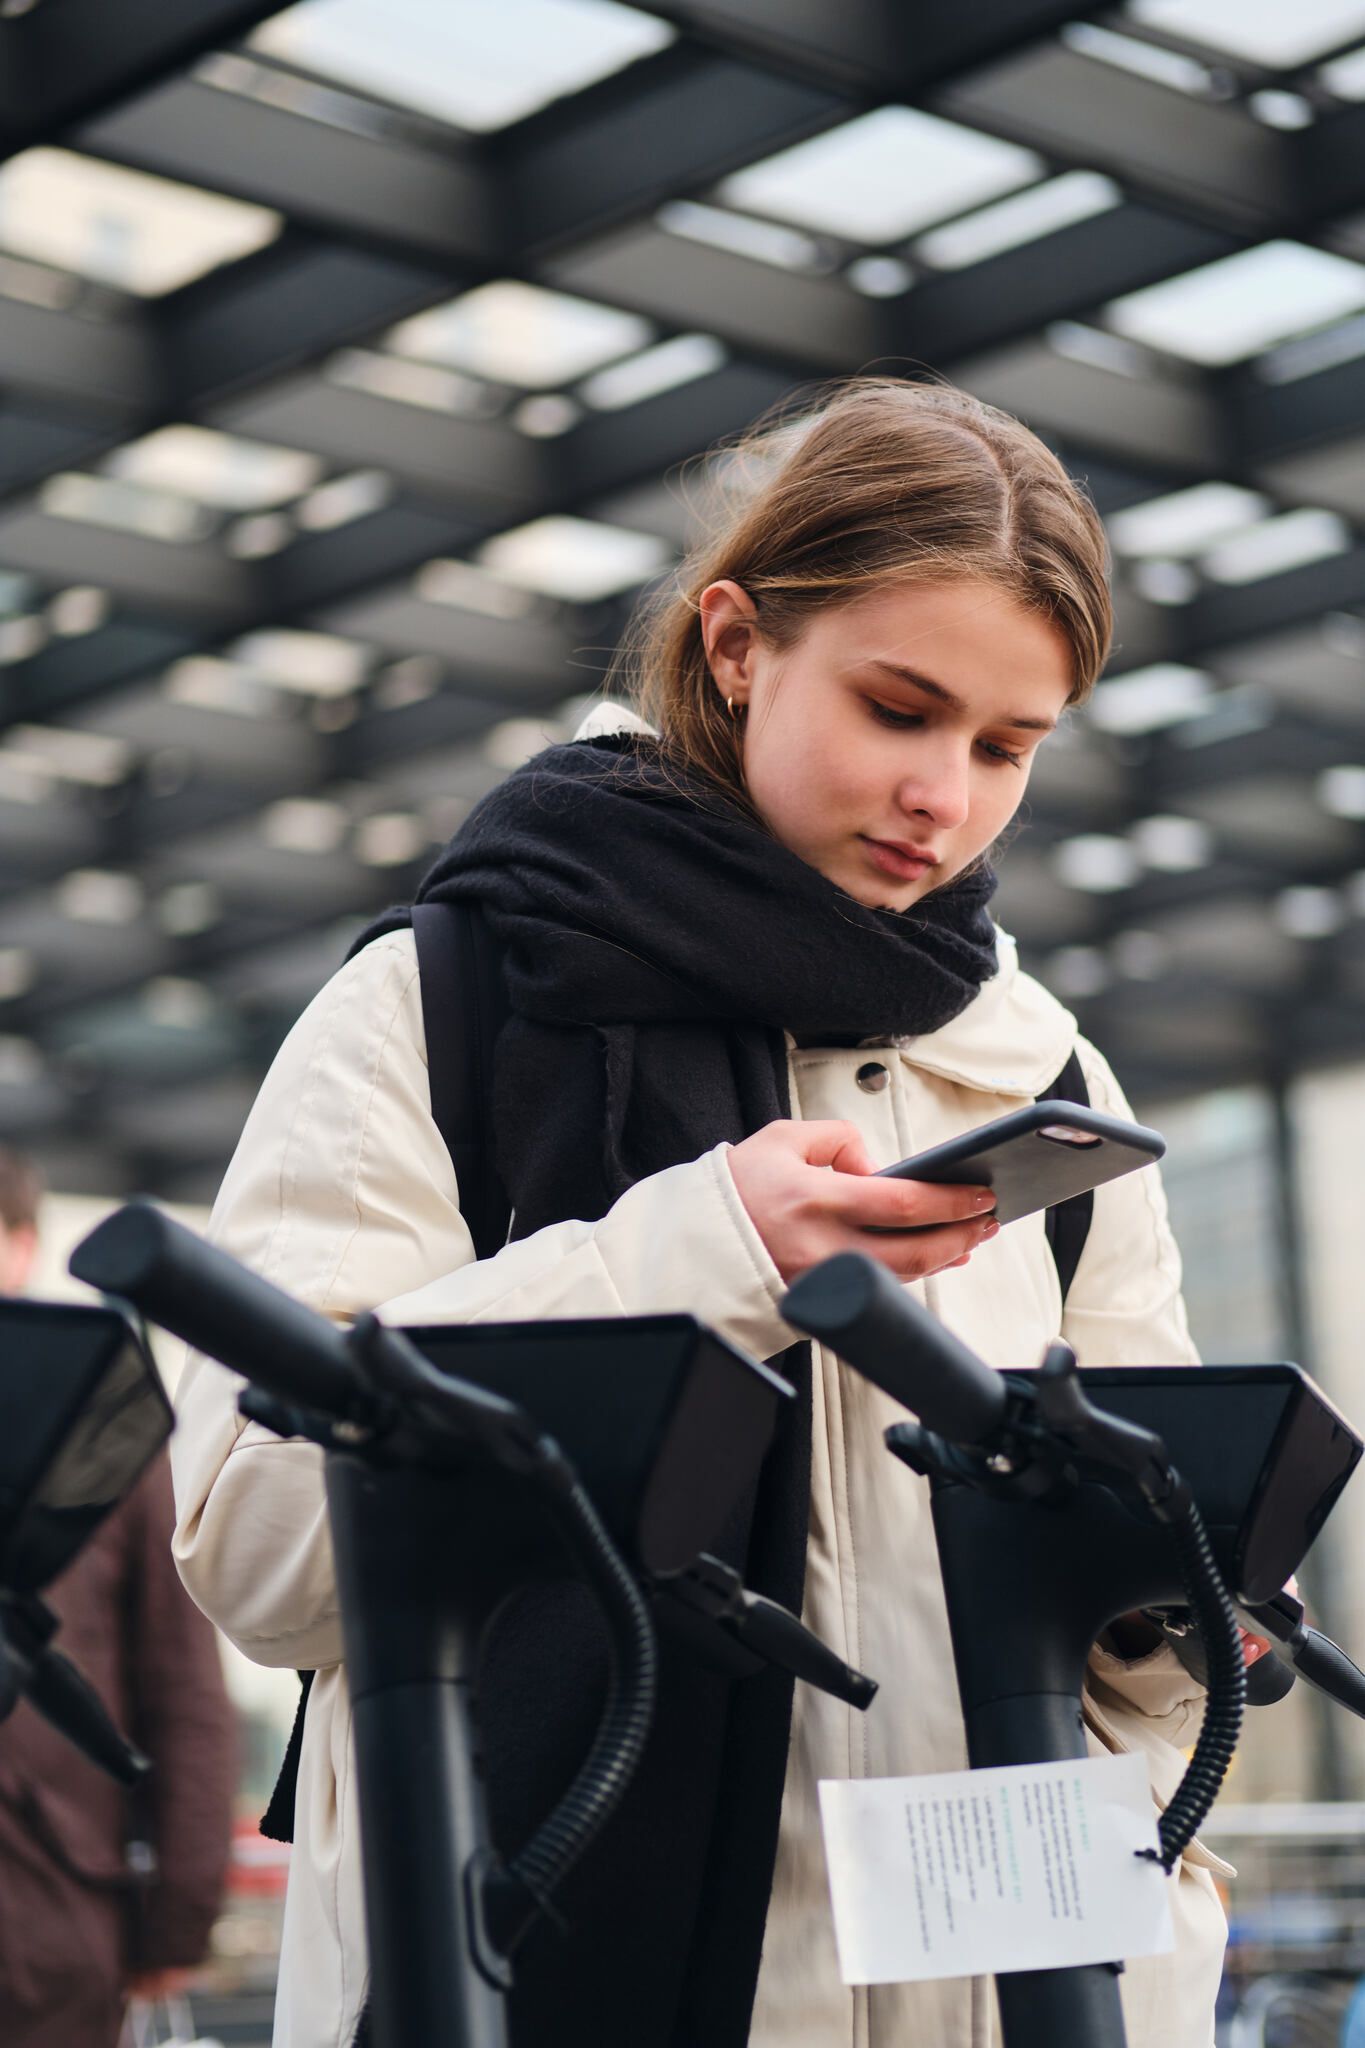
[980,1218,999,1238]
[973,1191,994,1210]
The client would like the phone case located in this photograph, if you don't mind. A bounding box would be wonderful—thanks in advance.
[875,1100,1165,1226]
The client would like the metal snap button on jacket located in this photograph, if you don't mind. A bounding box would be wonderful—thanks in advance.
[856,1061,890,1092]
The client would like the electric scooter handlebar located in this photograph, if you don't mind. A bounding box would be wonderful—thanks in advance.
[69,1199,369,1427]
[782,1251,1008,1445]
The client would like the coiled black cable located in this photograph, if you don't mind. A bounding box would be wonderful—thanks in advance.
[1143,1496,1246,1872]
[490,1460,659,1938]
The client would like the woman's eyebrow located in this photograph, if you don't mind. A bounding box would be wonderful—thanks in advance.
[867,658,1058,733]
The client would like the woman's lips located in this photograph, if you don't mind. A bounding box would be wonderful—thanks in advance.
[861,836,937,881]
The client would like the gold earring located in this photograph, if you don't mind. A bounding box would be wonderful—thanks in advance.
[726,695,735,716]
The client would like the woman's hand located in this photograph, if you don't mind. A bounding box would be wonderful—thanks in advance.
[727,1118,998,1288]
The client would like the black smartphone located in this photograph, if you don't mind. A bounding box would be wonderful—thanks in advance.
[874,1100,1165,1226]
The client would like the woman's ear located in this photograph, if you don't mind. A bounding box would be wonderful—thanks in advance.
[699,580,759,710]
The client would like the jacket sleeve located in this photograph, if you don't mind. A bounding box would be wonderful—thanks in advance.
[1062,1037,1207,1744]
[125,1455,237,1971]
[171,931,791,1672]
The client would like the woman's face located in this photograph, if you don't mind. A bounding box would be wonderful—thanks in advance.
[700,577,1075,911]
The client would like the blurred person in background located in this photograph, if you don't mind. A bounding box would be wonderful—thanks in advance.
[0,1146,237,2048]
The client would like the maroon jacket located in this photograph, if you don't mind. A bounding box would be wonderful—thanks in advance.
[0,1452,236,2047]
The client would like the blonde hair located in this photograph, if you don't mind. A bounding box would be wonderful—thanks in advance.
[616,377,1112,810]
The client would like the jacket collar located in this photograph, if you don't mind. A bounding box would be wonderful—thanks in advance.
[891,926,1078,1099]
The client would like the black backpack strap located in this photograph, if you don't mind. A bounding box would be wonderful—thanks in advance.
[261,905,513,1846]
[1041,1047,1093,1309]
[261,1668,313,1843]
[412,900,513,1262]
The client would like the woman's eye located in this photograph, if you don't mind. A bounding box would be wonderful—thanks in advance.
[980,740,1024,768]
[868,701,921,730]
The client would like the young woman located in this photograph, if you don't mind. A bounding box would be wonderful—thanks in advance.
[171,379,1229,2048]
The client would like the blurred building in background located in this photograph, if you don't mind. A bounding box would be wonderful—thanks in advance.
[4,1,1365,2039]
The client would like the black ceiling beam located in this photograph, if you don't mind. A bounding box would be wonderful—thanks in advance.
[506,46,848,257]
[0,0,282,160]
[77,75,501,270]
[935,41,1293,237]
[895,202,1240,367]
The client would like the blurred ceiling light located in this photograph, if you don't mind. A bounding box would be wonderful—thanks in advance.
[57,869,145,924]
[3,724,130,787]
[41,472,214,542]
[143,977,215,1030]
[1257,311,1365,383]
[328,348,494,415]
[579,333,725,410]
[354,811,428,866]
[1200,506,1350,584]
[416,558,536,619]
[1088,663,1213,734]
[0,759,49,804]
[1111,929,1172,980]
[0,148,281,296]
[1249,90,1315,129]
[1130,559,1199,605]
[1319,41,1365,94]
[158,882,222,937]
[1045,320,1150,377]
[249,0,673,133]
[1047,945,1111,998]
[0,252,80,309]
[484,718,551,770]
[0,614,48,664]
[1106,241,1365,366]
[1318,764,1365,818]
[718,107,1042,244]
[232,628,369,696]
[477,515,671,601]
[387,281,651,390]
[512,394,583,438]
[1276,885,1345,937]
[104,425,322,509]
[1128,0,1365,67]
[1109,482,1269,558]
[0,1037,44,1086]
[1061,21,1215,93]
[914,171,1121,270]
[1052,834,1142,892]
[375,656,442,709]
[226,511,295,558]
[163,655,277,718]
[0,949,36,1001]
[1171,686,1275,748]
[262,797,349,854]
[656,200,821,271]
[295,469,391,531]
[46,585,110,636]
[1130,813,1214,872]
[845,255,916,297]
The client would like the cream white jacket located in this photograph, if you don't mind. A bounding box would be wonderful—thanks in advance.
[171,921,1226,2048]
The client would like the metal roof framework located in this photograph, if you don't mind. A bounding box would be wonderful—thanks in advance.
[1,0,1365,1195]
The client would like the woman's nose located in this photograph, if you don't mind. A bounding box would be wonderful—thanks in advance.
[896,746,971,831]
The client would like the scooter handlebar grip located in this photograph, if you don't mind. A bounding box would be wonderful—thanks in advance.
[782,1252,1008,1446]
[70,1200,362,1420]
[1292,1626,1365,1718]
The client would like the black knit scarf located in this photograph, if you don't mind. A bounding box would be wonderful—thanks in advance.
[357,732,999,2047]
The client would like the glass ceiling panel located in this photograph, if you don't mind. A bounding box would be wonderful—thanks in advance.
[1127,0,1365,68]
[477,516,671,602]
[1105,241,1365,364]
[249,0,674,134]
[1108,482,1270,557]
[913,171,1122,271]
[385,282,652,390]
[0,149,281,297]
[717,108,1043,246]
[104,427,323,510]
